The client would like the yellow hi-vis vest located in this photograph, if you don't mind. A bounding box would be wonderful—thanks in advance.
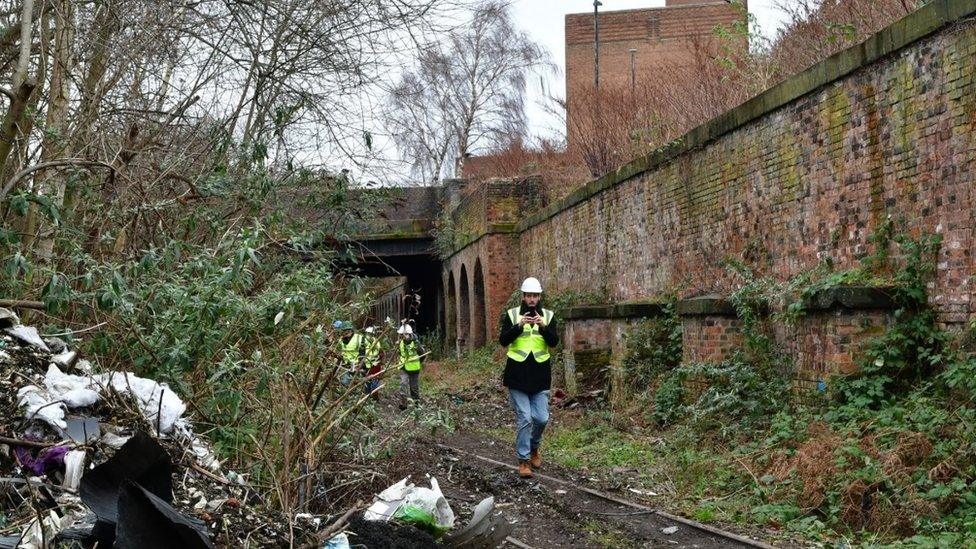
[364,335,381,367]
[341,334,363,365]
[506,307,554,363]
[399,340,422,372]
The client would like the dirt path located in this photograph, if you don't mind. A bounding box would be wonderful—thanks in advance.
[380,386,778,549]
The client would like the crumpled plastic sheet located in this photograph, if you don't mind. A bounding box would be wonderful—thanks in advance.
[116,480,214,549]
[62,449,87,490]
[364,476,455,533]
[16,510,65,549]
[79,432,174,547]
[4,325,50,351]
[17,365,186,433]
[323,532,351,549]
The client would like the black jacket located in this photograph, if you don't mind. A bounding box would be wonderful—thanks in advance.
[498,302,559,394]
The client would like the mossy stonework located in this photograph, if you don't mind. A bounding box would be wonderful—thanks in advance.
[439,3,976,393]
[514,1,975,327]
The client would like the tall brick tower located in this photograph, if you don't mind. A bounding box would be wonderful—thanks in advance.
[565,0,745,130]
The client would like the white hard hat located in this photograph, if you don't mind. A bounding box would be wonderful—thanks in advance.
[520,277,543,293]
[397,325,413,335]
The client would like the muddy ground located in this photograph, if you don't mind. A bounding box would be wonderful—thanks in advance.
[375,382,785,549]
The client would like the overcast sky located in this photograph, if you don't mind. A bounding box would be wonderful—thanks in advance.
[510,0,790,141]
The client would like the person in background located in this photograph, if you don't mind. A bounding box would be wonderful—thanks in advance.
[363,326,382,399]
[497,277,559,479]
[337,321,363,386]
[397,324,425,410]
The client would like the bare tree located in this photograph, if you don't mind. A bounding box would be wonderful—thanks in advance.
[0,0,450,265]
[386,0,551,183]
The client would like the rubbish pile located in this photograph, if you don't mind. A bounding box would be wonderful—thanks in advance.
[0,308,295,547]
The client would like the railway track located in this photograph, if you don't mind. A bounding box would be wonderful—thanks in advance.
[435,442,778,549]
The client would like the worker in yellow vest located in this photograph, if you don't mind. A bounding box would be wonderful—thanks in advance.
[497,277,559,479]
[337,321,364,386]
[397,324,425,410]
[363,326,382,398]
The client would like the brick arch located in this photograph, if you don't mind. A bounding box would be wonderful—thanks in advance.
[472,258,487,348]
[458,264,470,353]
[446,271,457,352]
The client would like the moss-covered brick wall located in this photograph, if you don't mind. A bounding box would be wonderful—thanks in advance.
[517,1,976,329]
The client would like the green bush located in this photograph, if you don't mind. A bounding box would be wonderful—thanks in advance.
[622,303,682,387]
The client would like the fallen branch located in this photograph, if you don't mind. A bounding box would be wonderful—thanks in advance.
[190,462,233,485]
[301,500,363,548]
[0,435,56,449]
[0,299,45,310]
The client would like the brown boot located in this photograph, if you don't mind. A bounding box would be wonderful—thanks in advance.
[518,461,533,478]
[530,449,542,469]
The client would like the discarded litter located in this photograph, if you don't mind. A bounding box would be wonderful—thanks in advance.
[443,496,513,548]
[60,416,101,443]
[365,476,456,535]
[4,325,49,351]
[17,364,187,433]
[116,480,214,548]
[14,444,69,476]
[0,319,295,546]
[324,532,352,549]
[662,526,679,535]
[80,432,174,546]
[62,449,86,490]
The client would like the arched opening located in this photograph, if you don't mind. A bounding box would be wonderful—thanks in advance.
[458,264,470,353]
[472,259,487,348]
[446,272,457,353]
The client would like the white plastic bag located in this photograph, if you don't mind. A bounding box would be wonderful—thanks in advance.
[363,476,455,535]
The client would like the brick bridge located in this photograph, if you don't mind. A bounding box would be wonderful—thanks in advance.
[360,0,976,396]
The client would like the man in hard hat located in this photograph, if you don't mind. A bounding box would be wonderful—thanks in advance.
[363,326,382,398]
[337,321,364,386]
[498,277,559,478]
[397,324,425,409]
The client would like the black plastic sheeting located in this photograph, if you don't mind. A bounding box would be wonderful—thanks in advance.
[77,431,213,547]
[116,480,213,548]
[80,432,173,523]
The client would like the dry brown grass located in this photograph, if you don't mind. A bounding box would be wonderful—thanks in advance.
[763,422,943,537]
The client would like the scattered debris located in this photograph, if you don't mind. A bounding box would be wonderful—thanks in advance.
[662,526,679,535]
[17,364,186,433]
[0,317,296,546]
[443,496,513,548]
[4,325,49,352]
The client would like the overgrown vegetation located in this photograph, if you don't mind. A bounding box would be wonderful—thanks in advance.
[474,220,971,545]
[0,0,464,528]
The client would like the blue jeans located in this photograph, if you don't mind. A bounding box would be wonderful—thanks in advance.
[508,389,550,461]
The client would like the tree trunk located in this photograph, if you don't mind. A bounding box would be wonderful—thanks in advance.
[0,0,38,181]
[64,0,117,224]
[30,0,75,262]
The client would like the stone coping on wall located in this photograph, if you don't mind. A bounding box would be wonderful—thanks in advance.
[516,0,976,234]
[676,295,738,317]
[674,286,900,317]
[562,301,667,320]
[800,286,901,311]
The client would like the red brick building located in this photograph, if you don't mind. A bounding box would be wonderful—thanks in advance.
[564,0,745,126]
